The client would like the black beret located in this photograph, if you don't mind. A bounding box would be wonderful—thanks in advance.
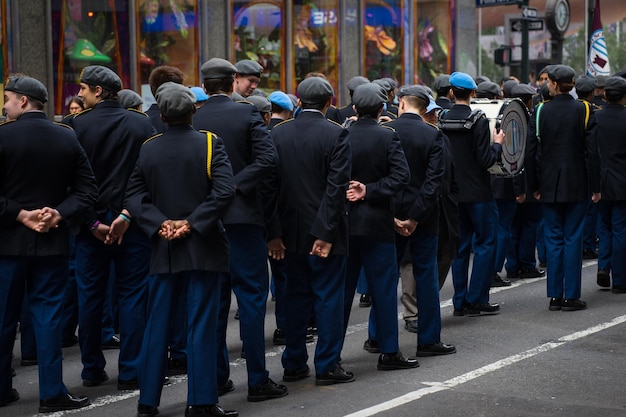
[398,85,429,102]
[235,59,263,77]
[433,74,451,91]
[201,58,237,80]
[155,82,196,118]
[245,95,271,113]
[80,65,122,92]
[297,77,334,104]
[575,76,597,95]
[346,76,370,92]
[510,83,537,98]
[604,76,626,94]
[5,75,48,103]
[502,80,519,98]
[548,65,575,83]
[476,81,501,98]
[118,89,143,109]
[353,83,387,109]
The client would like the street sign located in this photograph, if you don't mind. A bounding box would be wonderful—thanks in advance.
[522,6,538,19]
[511,19,544,32]
[476,0,519,7]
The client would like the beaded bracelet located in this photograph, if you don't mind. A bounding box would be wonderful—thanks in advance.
[119,213,131,223]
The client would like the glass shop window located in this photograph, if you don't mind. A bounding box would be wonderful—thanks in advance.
[363,0,403,83]
[416,0,452,86]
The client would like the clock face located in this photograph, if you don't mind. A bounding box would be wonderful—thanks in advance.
[555,0,570,32]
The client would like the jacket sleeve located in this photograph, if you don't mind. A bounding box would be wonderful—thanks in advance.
[408,131,445,222]
[474,117,502,170]
[364,132,410,201]
[585,112,601,194]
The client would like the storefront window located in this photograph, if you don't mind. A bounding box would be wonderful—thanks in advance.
[416,0,452,86]
[0,2,7,110]
[52,0,131,115]
[232,1,284,93]
[292,0,339,94]
[363,0,403,83]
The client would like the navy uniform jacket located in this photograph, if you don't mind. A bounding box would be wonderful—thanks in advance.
[270,111,351,255]
[146,103,168,134]
[439,104,502,203]
[192,94,276,227]
[64,101,156,224]
[0,112,98,256]
[325,106,342,124]
[387,113,445,234]
[337,103,356,124]
[346,118,409,242]
[436,97,453,110]
[491,176,525,200]
[593,103,626,201]
[527,94,600,202]
[125,125,235,275]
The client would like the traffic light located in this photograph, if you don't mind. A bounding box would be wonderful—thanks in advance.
[494,46,512,66]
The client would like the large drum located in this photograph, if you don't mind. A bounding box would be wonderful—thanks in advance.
[470,98,528,177]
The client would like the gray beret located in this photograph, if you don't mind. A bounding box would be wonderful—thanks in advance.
[118,89,143,109]
[373,79,393,93]
[297,77,334,104]
[475,75,491,85]
[80,65,122,92]
[503,80,519,98]
[476,81,501,98]
[250,88,268,98]
[231,91,245,101]
[201,58,237,80]
[595,75,608,88]
[5,75,48,103]
[155,82,196,118]
[245,95,271,113]
[382,77,398,89]
[548,65,575,83]
[398,85,429,102]
[235,59,263,77]
[433,74,451,91]
[346,76,370,92]
[510,83,537,98]
[575,76,597,95]
[604,76,626,94]
[353,83,387,109]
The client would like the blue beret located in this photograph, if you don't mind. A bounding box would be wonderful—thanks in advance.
[449,72,477,90]
[353,83,387,109]
[235,60,263,77]
[5,75,48,103]
[268,91,294,111]
[297,77,334,104]
[426,95,442,113]
[190,86,209,102]
[201,58,237,80]
[80,65,122,92]
[155,82,196,117]
[118,89,143,109]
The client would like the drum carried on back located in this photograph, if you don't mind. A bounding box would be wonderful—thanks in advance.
[469,98,528,177]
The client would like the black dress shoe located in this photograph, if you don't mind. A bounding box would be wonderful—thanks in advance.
[39,392,90,413]
[491,274,511,287]
[137,403,159,417]
[118,378,139,390]
[363,339,380,353]
[562,298,587,311]
[377,351,419,371]
[518,266,546,278]
[185,404,238,417]
[247,378,288,402]
[218,379,235,396]
[359,293,372,308]
[102,335,120,350]
[234,309,239,320]
[0,388,19,407]
[62,335,79,348]
[466,303,500,315]
[404,320,418,334]
[83,370,109,387]
[315,364,355,385]
[20,357,38,366]
[506,268,520,278]
[283,364,310,382]
[549,297,563,311]
[453,308,466,317]
[416,342,456,357]
[273,328,286,345]
[597,269,611,288]
[583,249,598,259]
[611,286,626,294]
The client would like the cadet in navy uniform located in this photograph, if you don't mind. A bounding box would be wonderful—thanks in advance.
[439,72,504,316]
[192,58,286,401]
[340,83,416,370]
[591,77,626,292]
[146,65,185,133]
[0,75,97,412]
[526,65,600,311]
[388,85,456,356]
[125,82,237,417]
[335,76,370,124]
[270,77,354,385]
[64,65,156,389]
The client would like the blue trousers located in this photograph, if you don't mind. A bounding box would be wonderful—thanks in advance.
[596,200,613,271]
[168,277,188,362]
[344,237,399,354]
[216,224,269,388]
[598,201,626,287]
[506,202,541,273]
[536,217,547,265]
[452,201,498,309]
[269,257,287,330]
[583,199,598,251]
[282,253,345,375]
[139,271,220,407]
[0,256,69,400]
[19,294,36,359]
[495,199,517,273]
[543,202,586,299]
[356,269,369,295]
[75,220,150,382]
[397,231,441,345]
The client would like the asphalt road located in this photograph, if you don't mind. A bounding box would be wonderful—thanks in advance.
[9,258,626,417]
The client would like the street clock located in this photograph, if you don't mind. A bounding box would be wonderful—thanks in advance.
[546,0,570,36]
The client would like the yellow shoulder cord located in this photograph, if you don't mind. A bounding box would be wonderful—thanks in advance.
[206,132,213,180]
[582,100,590,130]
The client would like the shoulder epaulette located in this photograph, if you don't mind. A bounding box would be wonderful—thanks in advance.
[54,122,74,130]
[128,108,149,117]
[72,107,93,118]
[380,124,396,132]
[143,133,162,145]
[0,119,16,127]
[327,119,344,128]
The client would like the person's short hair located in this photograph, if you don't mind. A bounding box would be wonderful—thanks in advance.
[400,94,427,111]
[149,65,185,96]
[87,84,119,101]
[451,87,471,100]
[203,78,234,95]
